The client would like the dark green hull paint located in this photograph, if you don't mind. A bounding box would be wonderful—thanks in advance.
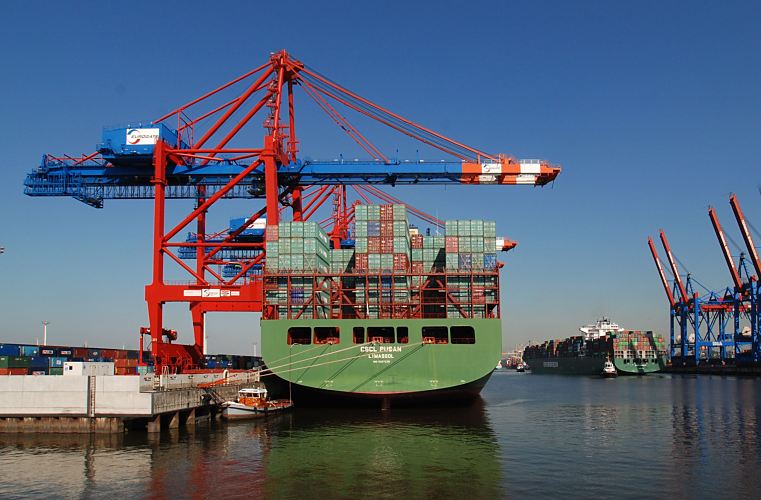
[260,318,502,401]
[525,355,667,375]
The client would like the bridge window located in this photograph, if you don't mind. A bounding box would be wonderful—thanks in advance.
[353,327,365,344]
[451,326,475,344]
[315,327,340,345]
[422,326,448,344]
[368,327,394,343]
[288,327,311,345]
[396,326,409,344]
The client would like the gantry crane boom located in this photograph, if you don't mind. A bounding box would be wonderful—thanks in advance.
[729,194,761,281]
[24,157,558,208]
[708,206,744,291]
[648,236,677,308]
[659,230,689,303]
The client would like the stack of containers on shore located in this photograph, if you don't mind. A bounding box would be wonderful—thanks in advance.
[265,221,331,319]
[353,204,411,318]
[113,349,140,375]
[444,220,498,319]
[0,343,152,375]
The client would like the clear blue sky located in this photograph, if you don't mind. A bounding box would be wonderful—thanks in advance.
[1,0,759,354]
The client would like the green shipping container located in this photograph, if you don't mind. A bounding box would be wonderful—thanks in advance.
[0,356,30,368]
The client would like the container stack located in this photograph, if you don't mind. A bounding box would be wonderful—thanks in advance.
[613,330,666,359]
[354,204,411,272]
[262,204,501,320]
[444,220,498,271]
[265,221,331,319]
[266,221,331,273]
[353,204,412,317]
[0,343,152,375]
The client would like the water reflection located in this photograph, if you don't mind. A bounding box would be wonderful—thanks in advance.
[263,400,501,499]
[1,376,760,498]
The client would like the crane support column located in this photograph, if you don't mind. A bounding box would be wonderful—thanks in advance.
[147,140,167,368]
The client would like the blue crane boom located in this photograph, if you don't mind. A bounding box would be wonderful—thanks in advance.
[23,129,559,208]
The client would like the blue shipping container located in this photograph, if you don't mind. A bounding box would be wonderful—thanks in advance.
[21,346,39,357]
[49,357,67,367]
[0,344,20,356]
[28,356,49,368]
[484,254,497,269]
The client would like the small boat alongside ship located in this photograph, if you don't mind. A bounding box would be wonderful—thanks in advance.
[221,386,293,420]
[601,359,617,378]
[523,318,668,376]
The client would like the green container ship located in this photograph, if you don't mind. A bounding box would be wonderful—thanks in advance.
[259,205,505,406]
[523,318,668,376]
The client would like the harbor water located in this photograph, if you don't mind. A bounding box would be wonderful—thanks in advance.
[0,372,759,498]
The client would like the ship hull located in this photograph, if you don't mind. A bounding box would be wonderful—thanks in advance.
[613,356,667,375]
[261,318,501,406]
[524,356,607,375]
[524,355,668,375]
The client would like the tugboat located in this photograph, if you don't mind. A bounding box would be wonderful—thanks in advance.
[601,359,617,378]
[221,386,293,420]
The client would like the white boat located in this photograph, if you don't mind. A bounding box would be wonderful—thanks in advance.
[221,387,293,420]
[601,359,617,378]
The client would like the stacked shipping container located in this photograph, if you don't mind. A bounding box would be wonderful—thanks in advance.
[263,204,501,320]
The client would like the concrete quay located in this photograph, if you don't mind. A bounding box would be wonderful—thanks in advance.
[0,372,259,434]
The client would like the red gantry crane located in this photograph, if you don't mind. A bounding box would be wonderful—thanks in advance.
[728,194,761,362]
[24,51,560,373]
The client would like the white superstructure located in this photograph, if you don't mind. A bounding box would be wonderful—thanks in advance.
[579,318,624,340]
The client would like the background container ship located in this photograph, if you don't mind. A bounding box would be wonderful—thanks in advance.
[259,204,506,405]
[523,318,668,375]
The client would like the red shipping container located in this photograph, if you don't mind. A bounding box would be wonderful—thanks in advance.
[411,262,425,274]
[101,349,117,359]
[266,225,279,241]
[73,348,89,358]
[381,240,394,253]
[368,237,381,253]
[445,237,459,252]
[0,368,27,375]
[393,253,409,271]
[355,254,369,270]
[411,235,424,249]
